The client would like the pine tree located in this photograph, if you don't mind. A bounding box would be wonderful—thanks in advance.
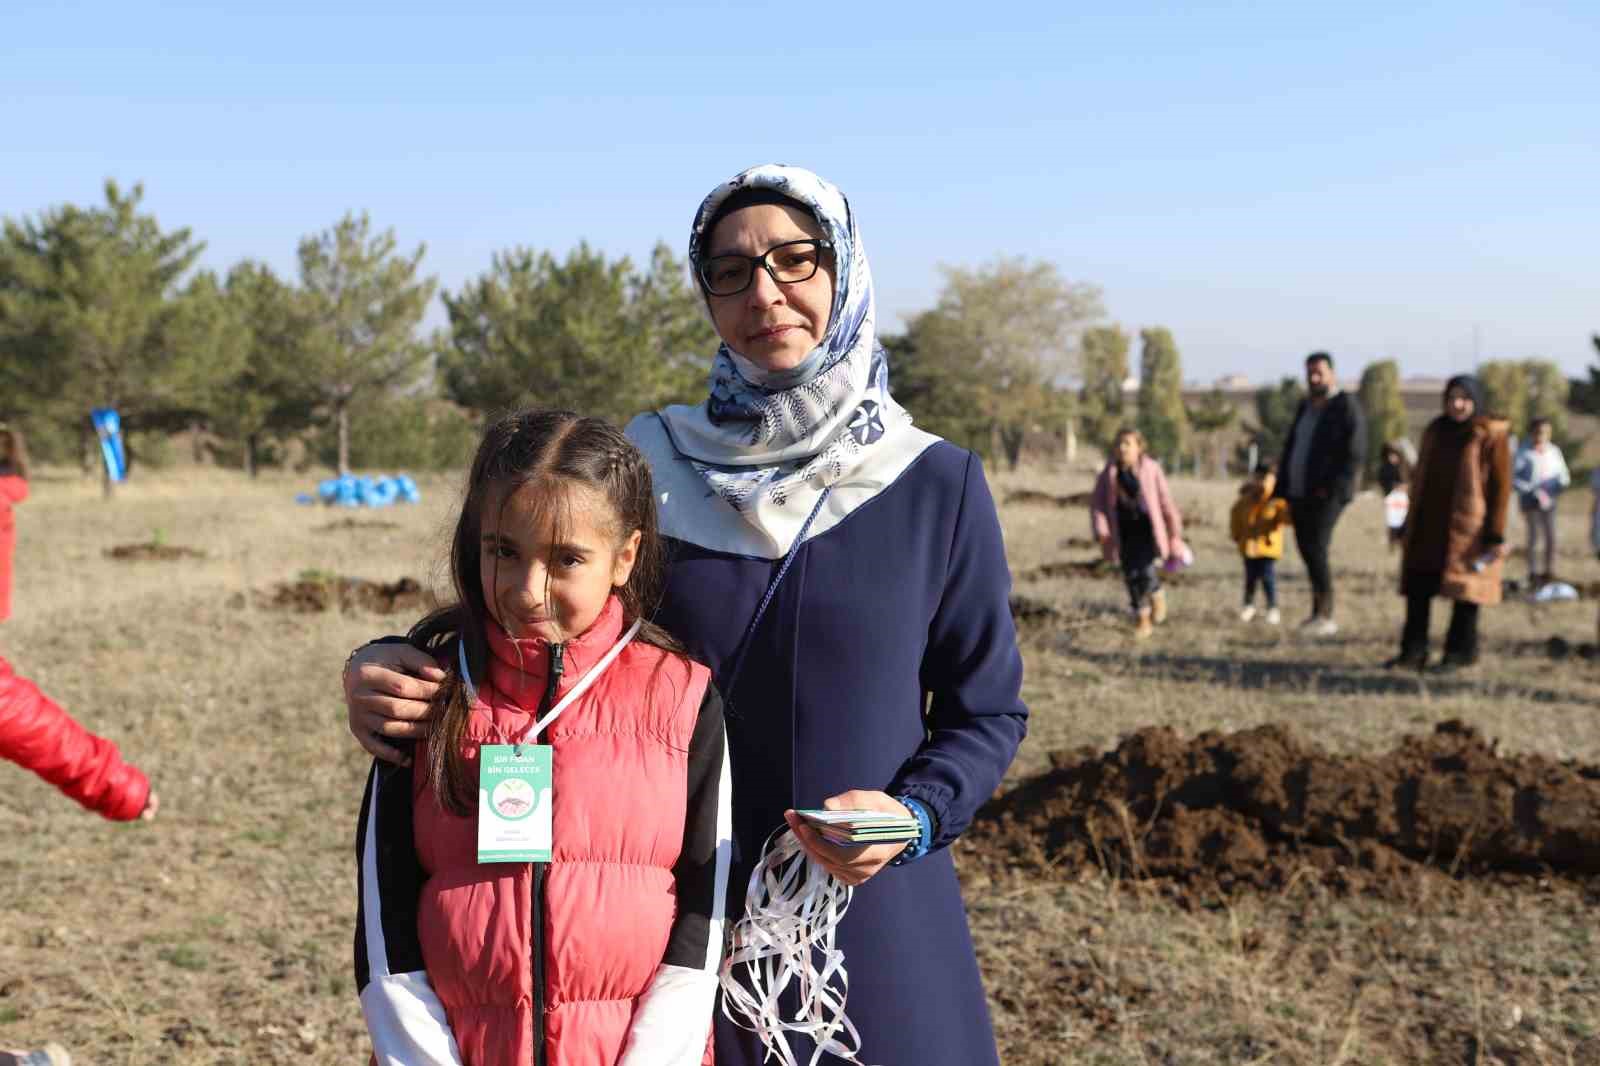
[438,242,715,429]
[0,181,243,487]
[1135,327,1189,464]
[298,212,435,474]
[1358,359,1408,476]
[220,261,321,476]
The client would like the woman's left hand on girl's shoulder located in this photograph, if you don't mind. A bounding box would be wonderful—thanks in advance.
[784,790,914,887]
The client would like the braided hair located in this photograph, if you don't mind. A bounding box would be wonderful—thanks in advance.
[411,408,685,814]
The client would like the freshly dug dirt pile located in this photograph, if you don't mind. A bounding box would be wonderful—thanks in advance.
[313,517,401,533]
[104,542,207,561]
[964,720,1600,897]
[250,576,429,614]
[1005,489,1091,508]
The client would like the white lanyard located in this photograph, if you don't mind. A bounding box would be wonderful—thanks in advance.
[720,831,877,1066]
[459,618,642,746]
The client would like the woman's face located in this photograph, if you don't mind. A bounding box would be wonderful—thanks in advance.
[1533,423,1553,448]
[704,203,835,372]
[1446,386,1475,423]
[1115,434,1142,468]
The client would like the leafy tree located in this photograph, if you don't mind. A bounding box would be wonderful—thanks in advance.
[439,242,713,427]
[902,257,1102,468]
[1135,327,1189,463]
[1077,325,1131,452]
[1238,376,1306,467]
[1357,359,1408,477]
[1523,358,1569,438]
[0,180,242,485]
[298,211,435,474]
[1185,387,1237,478]
[1478,359,1529,429]
[883,329,989,455]
[219,261,321,476]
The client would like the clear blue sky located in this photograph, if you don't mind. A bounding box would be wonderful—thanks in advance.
[5,0,1597,383]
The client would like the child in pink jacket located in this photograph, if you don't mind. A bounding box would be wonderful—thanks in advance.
[1090,428,1188,638]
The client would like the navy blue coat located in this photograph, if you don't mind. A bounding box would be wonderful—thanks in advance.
[654,441,1028,1066]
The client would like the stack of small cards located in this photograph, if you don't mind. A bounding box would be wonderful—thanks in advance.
[797,808,921,848]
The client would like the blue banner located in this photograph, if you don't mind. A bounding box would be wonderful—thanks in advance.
[90,408,127,483]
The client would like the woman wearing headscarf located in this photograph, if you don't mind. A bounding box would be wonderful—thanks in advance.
[1386,375,1512,673]
[342,165,1027,1065]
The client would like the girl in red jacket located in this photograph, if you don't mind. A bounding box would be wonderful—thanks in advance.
[356,410,731,1066]
[0,654,156,821]
[0,425,29,623]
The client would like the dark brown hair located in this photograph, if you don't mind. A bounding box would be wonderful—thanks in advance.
[0,426,29,480]
[410,409,682,814]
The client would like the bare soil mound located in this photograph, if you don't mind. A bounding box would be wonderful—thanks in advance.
[1005,489,1091,508]
[247,575,430,614]
[964,720,1600,899]
[103,542,207,561]
[313,518,401,533]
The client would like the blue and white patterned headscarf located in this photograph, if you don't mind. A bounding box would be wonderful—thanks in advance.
[657,164,913,531]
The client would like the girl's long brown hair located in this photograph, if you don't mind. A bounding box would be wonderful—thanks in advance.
[410,409,684,815]
[0,426,29,479]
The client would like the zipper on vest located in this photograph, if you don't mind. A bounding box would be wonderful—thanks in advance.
[532,641,563,1066]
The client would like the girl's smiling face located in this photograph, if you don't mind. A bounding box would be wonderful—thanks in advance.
[479,479,640,643]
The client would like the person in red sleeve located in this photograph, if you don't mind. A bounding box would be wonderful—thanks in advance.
[0,425,28,623]
[0,654,156,1066]
[0,654,158,820]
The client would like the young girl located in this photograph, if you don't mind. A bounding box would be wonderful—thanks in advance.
[1230,461,1292,624]
[0,425,29,623]
[356,410,730,1066]
[1091,428,1187,638]
[1377,440,1414,551]
[1512,417,1571,587]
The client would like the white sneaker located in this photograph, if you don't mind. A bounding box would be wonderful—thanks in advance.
[1239,606,1257,623]
[1305,617,1339,637]
[1265,608,1281,626]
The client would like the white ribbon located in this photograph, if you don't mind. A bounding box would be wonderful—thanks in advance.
[719,830,877,1066]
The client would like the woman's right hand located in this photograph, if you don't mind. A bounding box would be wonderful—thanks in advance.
[344,643,447,764]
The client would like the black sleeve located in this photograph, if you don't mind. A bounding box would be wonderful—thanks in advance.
[662,683,733,973]
[354,758,428,992]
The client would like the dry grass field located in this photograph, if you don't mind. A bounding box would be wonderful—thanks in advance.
[1,461,1596,1065]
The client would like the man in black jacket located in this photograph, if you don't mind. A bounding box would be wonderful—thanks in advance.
[1276,352,1366,636]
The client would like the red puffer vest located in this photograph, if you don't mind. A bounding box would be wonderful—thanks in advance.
[412,597,711,1066]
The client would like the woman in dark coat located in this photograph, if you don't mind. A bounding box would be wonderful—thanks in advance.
[343,165,1027,1065]
[1386,375,1512,673]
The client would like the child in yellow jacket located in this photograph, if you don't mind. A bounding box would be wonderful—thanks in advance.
[1231,461,1292,624]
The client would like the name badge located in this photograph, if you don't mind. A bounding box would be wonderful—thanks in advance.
[477,744,553,863]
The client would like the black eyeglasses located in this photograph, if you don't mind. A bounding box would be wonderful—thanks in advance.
[696,239,833,297]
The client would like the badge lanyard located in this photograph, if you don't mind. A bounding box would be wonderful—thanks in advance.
[721,487,832,718]
[466,618,641,864]
[460,617,643,750]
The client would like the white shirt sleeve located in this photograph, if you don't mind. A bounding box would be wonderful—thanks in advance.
[616,963,719,1066]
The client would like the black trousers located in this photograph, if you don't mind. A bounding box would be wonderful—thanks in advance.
[1400,587,1481,661]
[1288,496,1345,618]
[1119,515,1161,611]
[1243,557,1278,607]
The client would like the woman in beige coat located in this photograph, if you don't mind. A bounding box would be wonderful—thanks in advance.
[1388,375,1512,672]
